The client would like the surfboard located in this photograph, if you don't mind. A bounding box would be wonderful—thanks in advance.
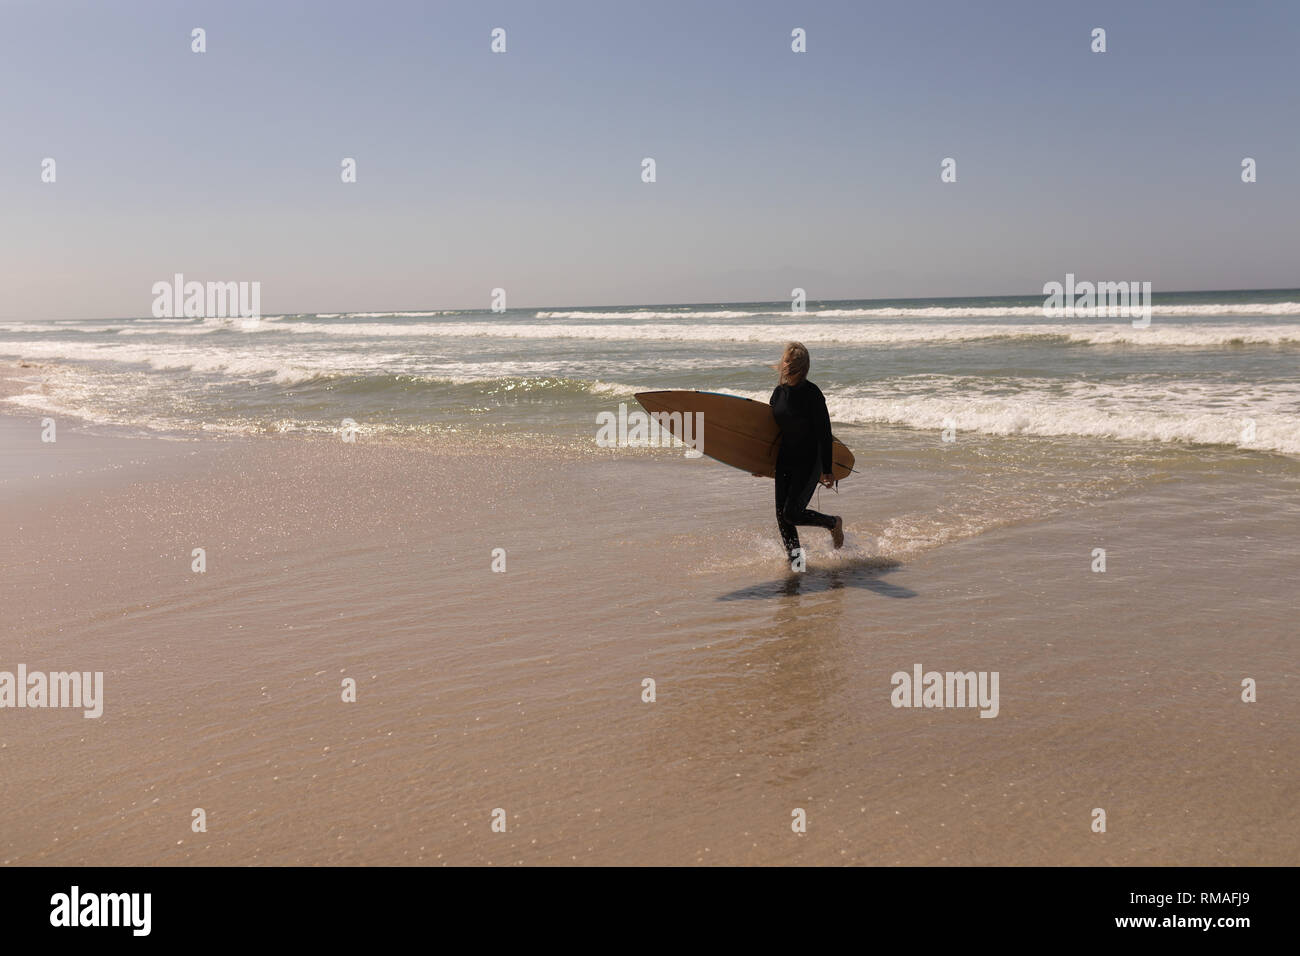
[633,390,855,481]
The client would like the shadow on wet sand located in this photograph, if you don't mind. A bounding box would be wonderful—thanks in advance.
[715,557,916,600]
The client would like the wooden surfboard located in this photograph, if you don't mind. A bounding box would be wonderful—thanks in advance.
[633,390,855,481]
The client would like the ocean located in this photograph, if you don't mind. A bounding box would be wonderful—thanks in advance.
[1,290,1297,865]
[2,289,1297,451]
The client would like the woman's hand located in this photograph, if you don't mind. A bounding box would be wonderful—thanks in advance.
[819,473,835,488]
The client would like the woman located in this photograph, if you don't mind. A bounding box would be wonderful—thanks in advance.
[764,342,844,561]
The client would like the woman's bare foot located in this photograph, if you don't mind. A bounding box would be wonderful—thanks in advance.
[831,516,844,549]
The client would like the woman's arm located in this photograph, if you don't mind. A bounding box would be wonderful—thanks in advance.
[813,385,833,475]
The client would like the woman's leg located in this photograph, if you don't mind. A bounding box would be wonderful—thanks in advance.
[774,467,802,556]
[780,459,837,533]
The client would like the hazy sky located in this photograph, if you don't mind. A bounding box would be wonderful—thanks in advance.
[3,0,1297,318]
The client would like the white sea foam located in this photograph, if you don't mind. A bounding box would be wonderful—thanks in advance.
[818,379,1300,455]
[534,309,765,320]
[0,339,375,384]
[4,300,1298,336]
[7,303,1300,349]
[0,339,633,392]
[3,333,1295,454]
[312,311,451,319]
[90,319,1296,347]
[535,302,1300,320]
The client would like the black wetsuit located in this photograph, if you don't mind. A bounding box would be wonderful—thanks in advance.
[769,379,836,557]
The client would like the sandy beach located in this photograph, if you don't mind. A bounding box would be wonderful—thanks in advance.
[2,362,1295,866]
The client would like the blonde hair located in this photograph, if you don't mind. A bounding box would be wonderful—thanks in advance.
[777,342,810,385]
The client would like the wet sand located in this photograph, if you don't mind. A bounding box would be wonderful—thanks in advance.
[0,399,1296,865]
